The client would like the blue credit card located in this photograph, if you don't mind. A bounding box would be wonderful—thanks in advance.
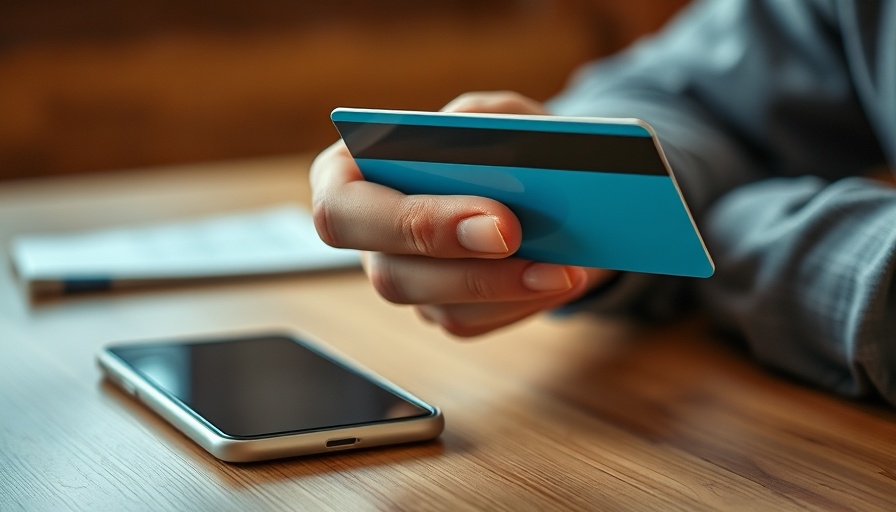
[331,107,713,278]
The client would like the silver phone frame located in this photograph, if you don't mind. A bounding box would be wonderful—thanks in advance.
[97,330,444,463]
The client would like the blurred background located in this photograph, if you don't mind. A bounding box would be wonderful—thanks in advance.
[0,0,689,181]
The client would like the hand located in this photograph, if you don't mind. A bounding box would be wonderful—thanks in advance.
[310,91,617,337]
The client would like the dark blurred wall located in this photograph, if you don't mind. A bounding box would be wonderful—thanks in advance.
[0,0,688,180]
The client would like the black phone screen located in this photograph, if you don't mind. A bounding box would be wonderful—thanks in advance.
[108,334,433,438]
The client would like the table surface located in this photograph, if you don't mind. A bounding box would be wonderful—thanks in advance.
[2,155,895,512]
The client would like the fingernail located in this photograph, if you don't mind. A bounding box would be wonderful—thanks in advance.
[457,215,508,254]
[522,263,573,292]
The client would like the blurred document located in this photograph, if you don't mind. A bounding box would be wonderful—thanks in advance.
[10,204,360,294]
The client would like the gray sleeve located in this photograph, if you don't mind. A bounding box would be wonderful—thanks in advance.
[698,177,896,402]
[549,0,882,210]
[547,0,896,401]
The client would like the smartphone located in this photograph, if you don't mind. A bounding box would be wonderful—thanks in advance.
[97,331,444,463]
[331,107,714,278]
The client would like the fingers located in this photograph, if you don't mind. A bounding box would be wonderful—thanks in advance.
[310,92,547,259]
[310,91,609,339]
[362,253,587,305]
[310,140,522,258]
[416,296,573,338]
[364,251,618,337]
[441,91,549,115]
[415,267,616,337]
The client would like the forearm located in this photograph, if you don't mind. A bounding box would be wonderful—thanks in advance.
[698,176,896,403]
[547,0,887,325]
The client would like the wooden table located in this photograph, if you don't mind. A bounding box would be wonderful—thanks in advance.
[2,155,895,511]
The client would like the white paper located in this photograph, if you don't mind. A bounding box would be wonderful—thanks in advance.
[10,204,360,293]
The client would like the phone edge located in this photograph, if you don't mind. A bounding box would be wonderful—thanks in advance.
[96,333,445,463]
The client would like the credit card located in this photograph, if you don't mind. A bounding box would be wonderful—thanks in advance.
[331,107,713,277]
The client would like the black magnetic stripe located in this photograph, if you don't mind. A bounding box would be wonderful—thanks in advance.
[335,121,667,176]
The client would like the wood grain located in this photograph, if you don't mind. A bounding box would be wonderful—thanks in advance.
[1,155,894,511]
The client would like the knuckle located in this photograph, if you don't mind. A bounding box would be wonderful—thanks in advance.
[464,270,499,301]
[398,198,439,255]
[311,199,341,248]
[417,306,473,337]
[366,258,409,304]
[418,305,488,338]
[438,316,481,338]
[446,91,505,112]
[449,91,483,107]
[309,142,342,187]
[447,91,543,115]
[492,92,540,113]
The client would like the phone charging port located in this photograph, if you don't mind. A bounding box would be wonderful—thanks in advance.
[326,437,359,448]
